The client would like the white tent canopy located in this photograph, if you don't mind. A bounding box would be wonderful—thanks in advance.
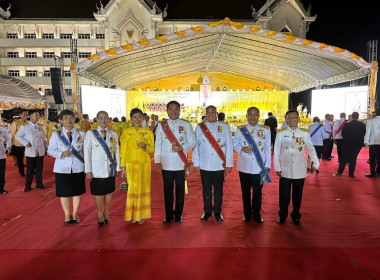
[76,18,376,94]
[0,74,47,110]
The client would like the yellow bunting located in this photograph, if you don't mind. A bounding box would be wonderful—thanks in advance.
[155,36,168,43]
[70,62,76,71]
[138,40,151,47]
[267,30,278,37]
[319,43,329,50]
[302,40,313,46]
[191,26,204,34]
[121,44,134,51]
[284,35,297,42]
[208,20,224,28]
[350,54,361,60]
[174,31,186,37]
[250,26,261,33]
[230,21,245,30]
[88,54,100,61]
[105,48,118,56]
[333,48,345,54]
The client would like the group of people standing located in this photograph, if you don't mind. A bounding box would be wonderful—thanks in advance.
[3,102,378,228]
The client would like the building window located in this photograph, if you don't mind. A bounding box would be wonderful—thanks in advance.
[64,71,71,77]
[96,33,105,39]
[42,33,54,39]
[45,89,53,96]
[79,52,92,58]
[78,33,90,39]
[65,89,73,95]
[25,52,37,58]
[43,52,55,58]
[60,33,72,39]
[26,70,38,77]
[43,70,51,77]
[7,52,19,58]
[61,52,71,58]
[6,33,18,38]
[24,33,37,39]
[8,70,20,77]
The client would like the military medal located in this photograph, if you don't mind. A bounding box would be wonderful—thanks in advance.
[299,146,303,151]
[179,137,183,141]
[179,126,184,133]
[218,126,224,133]
[217,138,221,143]
[257,141,262,146]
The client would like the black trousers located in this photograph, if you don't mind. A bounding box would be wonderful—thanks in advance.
[369,145,380,175]
[337,146,362,175]
[25,156,44,188]
[0,158,5,190]
[12,145,25,174]
[162,170,185,218]
[335,139,343,161]
[200,170,225,214]
[278,177,305,220]
[238,172,262,220]
[322,139,333,159]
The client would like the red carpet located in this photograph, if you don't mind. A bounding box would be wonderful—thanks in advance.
[0,149,379,279]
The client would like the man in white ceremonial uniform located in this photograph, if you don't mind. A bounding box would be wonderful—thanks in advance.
[364,107,380,177]
[16,111,48,192]
[0,125,12,193]
[193,105,234,222]
[307,116,324,173]
[322,114,334,160]
[233,107,271,223]
[333,113,347,162]
[274,109,319,225]
[155,100,196,224]
[84,111,121,226]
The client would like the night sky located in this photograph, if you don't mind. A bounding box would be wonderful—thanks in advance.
[2,0,379,59]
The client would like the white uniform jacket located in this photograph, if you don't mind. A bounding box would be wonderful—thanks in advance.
[323,120,333,140]
[47,127,85,173]
[364,116,380,145]
[15,122,47,157]
[83,128,121,178]
[193,121,233,171]
[0,126,11,159]
[333,118,347,140]
[274,127,320,179]
[233,124,271,174]
[154,119,196,171]
[308,122,324,146]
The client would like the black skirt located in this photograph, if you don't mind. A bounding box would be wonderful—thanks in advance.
[90,177,116,196]
[55,172,86,197]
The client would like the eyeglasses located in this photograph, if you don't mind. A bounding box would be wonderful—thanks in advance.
[62,116,75,120]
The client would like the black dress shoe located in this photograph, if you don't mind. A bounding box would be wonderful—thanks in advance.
[23,187,31,192]
[365,174,377,178]
[175,216,182,223]
[292,218,301,225]
[349,174,355,178]
[98,220,106,227]
[243,217,251,222]
[253,217,264,223]
[215,213,224,222]
[72,217,80,224]
[64,216,73,226]
[36,185,47,189]
[163,217,173,224]
[200,212,212,221]
[104,218,110,224]
[0,189,8,194]
[277,217,286,224]
[19,173,25,177]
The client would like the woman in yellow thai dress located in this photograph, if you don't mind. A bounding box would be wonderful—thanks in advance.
[120,108,154,224]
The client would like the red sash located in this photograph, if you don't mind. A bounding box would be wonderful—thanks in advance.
[198,123,226,169]
[161,120,192,175]
[334,120,347,138]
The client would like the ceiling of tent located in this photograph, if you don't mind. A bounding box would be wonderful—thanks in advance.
[76,19,373,93]
[0,74,47,109]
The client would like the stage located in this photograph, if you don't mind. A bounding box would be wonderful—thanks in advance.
[0,149,379,279]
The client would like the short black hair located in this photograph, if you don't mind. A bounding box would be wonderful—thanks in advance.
[167,100,180,110]
[121,116,126,122]
[286,109,299,118]
[58,109,75,119]
[351,112,359,120]
[130,108,143,118]
[83,114,89,119]
[218,112,225,121]
[268,112,273,116]
[313,116,320,123]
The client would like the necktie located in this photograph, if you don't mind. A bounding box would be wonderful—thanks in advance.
[101,130,106,140]
[67,131,72,143]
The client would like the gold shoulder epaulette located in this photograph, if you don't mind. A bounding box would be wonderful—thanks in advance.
[237,124,246,129]
[181,118,190,123]
[53,127,62,132]
[300,128,310,132]
[277,128,286,133]
[260,124,270,129]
